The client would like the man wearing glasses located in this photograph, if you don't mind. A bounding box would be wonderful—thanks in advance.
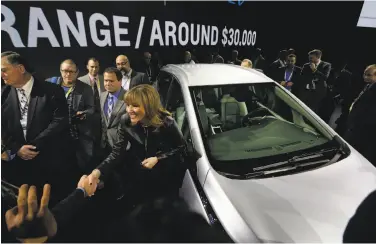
[115,54,150,92]
[48,59,97,175]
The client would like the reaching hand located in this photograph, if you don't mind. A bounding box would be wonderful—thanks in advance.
[141,157,159,169]
[17,145,39,160]
[87,169,101,189]
[2,151,9,161]
[5,184,57,242]
[77,175,98,197]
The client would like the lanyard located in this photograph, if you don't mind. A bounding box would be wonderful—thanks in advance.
[65,86,73,99]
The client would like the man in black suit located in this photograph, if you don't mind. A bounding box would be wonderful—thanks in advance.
[273,54,302,97]
[268,49,287,78]
[253,48,266,72]
[300,49,331,113]
[47,59,97,174]
[212,49,224,64]
[116,55,150,92]
[140,52,157,83]
[1,51,73,203]
[227,50,242,65]
[344,64,376,166]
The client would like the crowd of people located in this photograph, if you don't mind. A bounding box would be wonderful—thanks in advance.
[1,47,375,242]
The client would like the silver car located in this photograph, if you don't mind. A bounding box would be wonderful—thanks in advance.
[155,64,376,243]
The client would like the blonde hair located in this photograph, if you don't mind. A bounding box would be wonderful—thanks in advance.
[124,84,171,127]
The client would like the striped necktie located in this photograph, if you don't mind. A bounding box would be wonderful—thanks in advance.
[107,96,114,119]
[17,88,28,118]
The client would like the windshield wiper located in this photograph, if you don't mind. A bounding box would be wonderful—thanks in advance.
[252,148,338,172]
[244,159,331,179]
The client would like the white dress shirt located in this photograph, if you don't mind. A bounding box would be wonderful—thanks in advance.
[122,70,132,91]
[17,76,34,138]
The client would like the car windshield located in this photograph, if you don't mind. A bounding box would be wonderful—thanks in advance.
[190,82,339,175]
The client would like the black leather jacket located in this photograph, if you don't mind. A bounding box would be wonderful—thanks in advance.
[97,113,186,179]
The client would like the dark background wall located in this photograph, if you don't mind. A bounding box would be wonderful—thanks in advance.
[2,1,375,79]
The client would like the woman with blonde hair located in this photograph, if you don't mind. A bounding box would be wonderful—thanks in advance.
[89,84,186,204]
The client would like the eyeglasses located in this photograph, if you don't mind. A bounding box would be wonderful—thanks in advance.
[61,70,77,74]
[116,61,128,66]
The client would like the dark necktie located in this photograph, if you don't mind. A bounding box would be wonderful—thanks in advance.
[93,78,100,112]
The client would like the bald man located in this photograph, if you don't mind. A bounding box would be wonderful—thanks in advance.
[141,52,157,82]
[184,51,195,64]
[344,64,376,166]
[241,59,253,68]
[116,55,150,91]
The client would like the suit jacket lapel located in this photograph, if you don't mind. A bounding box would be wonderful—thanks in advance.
[82,74,90,86]
[9,88,24,138]
[108,89,125,127]
[130,70,137,89]
[73,82,82,111]
[26,81,39,131]
[101,91,109,125]
[98,75,104,92]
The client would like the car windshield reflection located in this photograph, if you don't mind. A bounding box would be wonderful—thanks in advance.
[189,82,341,176]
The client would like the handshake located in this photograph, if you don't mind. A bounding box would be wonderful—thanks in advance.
[79,169,102,197]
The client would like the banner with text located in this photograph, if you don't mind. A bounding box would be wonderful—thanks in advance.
[1,4,257,49]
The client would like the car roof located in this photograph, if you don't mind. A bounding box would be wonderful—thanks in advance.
[162,64,274,87]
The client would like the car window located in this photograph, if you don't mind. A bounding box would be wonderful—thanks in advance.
[190,82,341,175]
[165,80,187,132]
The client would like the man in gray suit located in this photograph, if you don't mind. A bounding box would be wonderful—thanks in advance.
[116,55,150,92]
[78,57,105,94]
[100,67,127,157]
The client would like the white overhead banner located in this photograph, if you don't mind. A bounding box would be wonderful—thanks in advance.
[357,0,376,28]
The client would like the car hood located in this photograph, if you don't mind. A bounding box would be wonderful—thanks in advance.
[211,151,376,243]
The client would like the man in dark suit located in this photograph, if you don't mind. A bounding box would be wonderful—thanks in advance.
[227,50,242,65]
[268,49,287,78]
[78,58,103,156]
[1,51,73,203]
[212,49,224,64]
[300,49,332,113]
[344,64,376,166]
[47,59,97,174]
[116,55,150,92]
[273,54,302,97]
[253,48,266,72]
[140,52,157,83]
[100,67,127,157]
